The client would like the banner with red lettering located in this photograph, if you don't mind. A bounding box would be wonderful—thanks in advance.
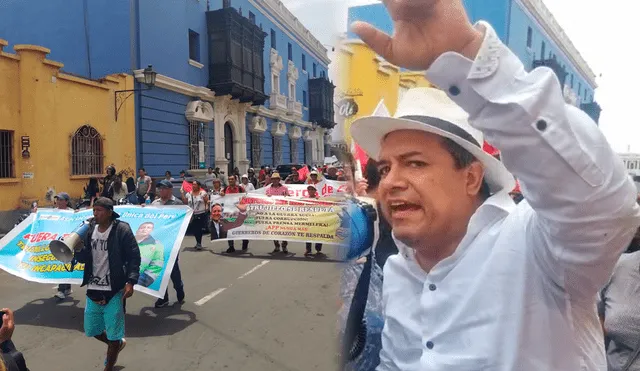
[252,179,350,198]
[209,193,351,245]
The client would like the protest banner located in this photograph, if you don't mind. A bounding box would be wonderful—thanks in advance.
[0,205,192,299]
[210,194,351,245]
[252,179,350,198]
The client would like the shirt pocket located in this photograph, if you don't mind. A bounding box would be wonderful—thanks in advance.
[533,116,605,187]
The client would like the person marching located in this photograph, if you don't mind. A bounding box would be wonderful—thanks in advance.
[151,180,186,308]
[265,173,290,254]
[72,197,141,371]
[181,180,209,250]
[53,192,74,301]
[304,185,323,257]
[223,176,249,253]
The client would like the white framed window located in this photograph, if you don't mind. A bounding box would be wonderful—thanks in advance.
[251,132,262,167]
[273,137,283,166]
[71,125,103,176]
[189,121,210,170]
[290,139,298,163]
[272,74,279,93]
[289,83,295,99]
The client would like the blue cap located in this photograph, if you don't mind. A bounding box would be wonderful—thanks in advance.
[156,179,173,189]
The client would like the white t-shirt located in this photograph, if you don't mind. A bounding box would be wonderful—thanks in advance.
[87,224,113,291]
[242,182,255,192]
[186,190,208,215]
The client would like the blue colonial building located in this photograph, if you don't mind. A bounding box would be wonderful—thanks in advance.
[346,0,601,123]
[0,0,335,176]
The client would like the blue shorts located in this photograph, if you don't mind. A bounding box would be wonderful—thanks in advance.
[84,291,125,341]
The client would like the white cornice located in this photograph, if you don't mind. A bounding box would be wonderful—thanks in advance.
[517,0,597,88]
[134,69,218,101]
[249,0,330,66]
[246,105,313,128]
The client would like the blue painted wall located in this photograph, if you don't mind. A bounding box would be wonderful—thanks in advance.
[508,0,595,102]
[0,0,131,79]
[261,119,274,167]
[462,0,510,43]
[138,0,208,86]
[139,88,214,177]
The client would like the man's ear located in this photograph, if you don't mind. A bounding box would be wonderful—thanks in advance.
[465,161,485,197]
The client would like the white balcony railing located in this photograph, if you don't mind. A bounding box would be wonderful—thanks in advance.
[269,92,288,112]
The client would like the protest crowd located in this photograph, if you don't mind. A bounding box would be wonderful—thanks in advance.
[2,1,640,371]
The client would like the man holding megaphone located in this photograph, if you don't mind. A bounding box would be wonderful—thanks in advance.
[66,197,141,371]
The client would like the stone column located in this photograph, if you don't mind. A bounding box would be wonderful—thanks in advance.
[236,103,251,174]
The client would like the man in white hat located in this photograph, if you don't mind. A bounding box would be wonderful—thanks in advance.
[349,1,640,370]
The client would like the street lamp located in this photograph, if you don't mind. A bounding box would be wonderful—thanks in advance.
[114,65,157,121]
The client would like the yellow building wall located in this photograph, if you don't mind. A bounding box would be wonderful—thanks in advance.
[0,39,136,211]
[336,41,433,145]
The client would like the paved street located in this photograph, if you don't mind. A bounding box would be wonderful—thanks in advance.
[1,237,342,371]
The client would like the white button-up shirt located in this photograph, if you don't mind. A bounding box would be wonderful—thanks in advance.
[377,22,640,371]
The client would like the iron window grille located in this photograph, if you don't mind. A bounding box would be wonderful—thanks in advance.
[189,121,210,170]
[71,125,104,176]
[251,132,262,167]
[0,130,14,178]
[273,136,283,166]
[290,139,298,163]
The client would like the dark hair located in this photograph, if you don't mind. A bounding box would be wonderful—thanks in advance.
[112,176,123,193]
[139,221,155,228]
[165,170,171,176]
[364,160,381,193]
[440,137,491,200]
[211,203,222,211]
[126,177,136,192]
[139,168,146,172]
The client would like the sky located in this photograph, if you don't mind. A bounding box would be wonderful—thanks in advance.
[280,0,639,153]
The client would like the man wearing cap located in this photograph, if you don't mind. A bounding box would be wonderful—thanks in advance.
[265,173,290,254]
[306,170,321,185]
[241,174,255,192]
[72,197,141,370]
[54,192,74,300]
[151,180,186,308]
[349,1,640,370]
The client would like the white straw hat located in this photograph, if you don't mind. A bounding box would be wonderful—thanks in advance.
[350,87,514,193]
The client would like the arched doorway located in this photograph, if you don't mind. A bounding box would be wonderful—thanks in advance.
[224,122,234,175]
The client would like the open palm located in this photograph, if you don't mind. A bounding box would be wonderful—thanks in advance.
[352,0,480,70]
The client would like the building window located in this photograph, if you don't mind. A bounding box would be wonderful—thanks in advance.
[249,11,255,24]
[320,71,325,78]
[223,0,231,8]
[270,29,276,49]
[570,74,574,88]
[189,29,200,62]
[302,54,306,71]
[71,125,104,176]
[251,132,262,167]
[290,139,298,163]
[304,140,312,164]
[313,63,317,77]
[272,73,280,93]
[0,130,14,179]
[541,41,546,60]
[189,121,210,170]
[526,27,532,48]
[303,91,307,107]
[288,43,292,61]
[578,83,581,97]
[273,137,283,166]
[289,83,295,99]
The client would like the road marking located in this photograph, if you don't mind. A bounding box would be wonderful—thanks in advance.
[237,260,270,280]
[194,260,271,306]
[194,288,226,306]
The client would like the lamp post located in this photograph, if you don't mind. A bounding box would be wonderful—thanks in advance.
[114,65,157,121]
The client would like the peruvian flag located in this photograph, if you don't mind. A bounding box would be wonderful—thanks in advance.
[297,165,310,181]
[351,141,369,179]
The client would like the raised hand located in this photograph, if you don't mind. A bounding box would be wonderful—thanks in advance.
[351,0,483,70]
